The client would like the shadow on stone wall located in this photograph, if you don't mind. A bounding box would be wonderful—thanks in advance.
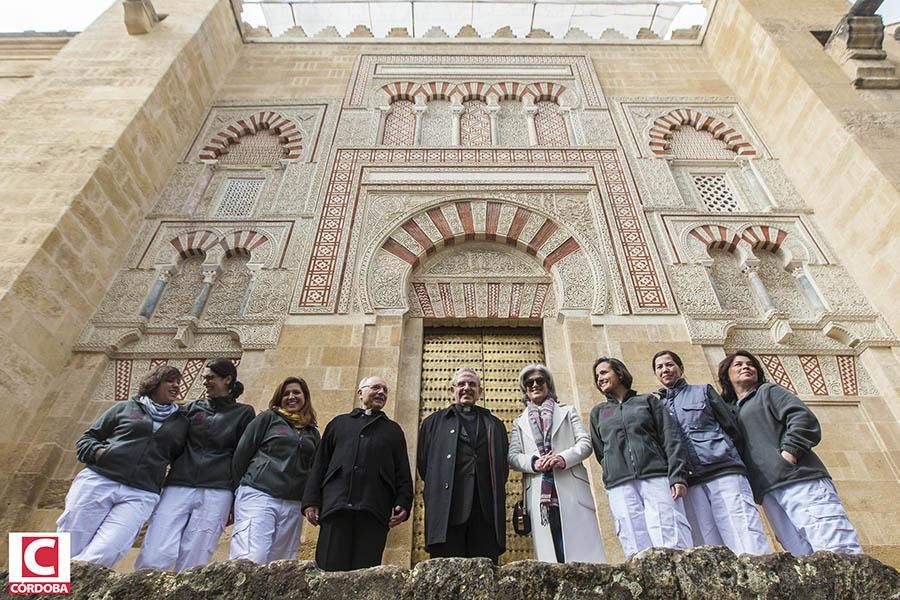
[3,547,898,599]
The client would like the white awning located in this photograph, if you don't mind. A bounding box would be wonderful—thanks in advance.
[239,0,708,41]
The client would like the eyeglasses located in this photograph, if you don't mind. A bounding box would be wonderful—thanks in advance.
[362,384,388,393]
[453,381,480,389]
[524,377,546,388]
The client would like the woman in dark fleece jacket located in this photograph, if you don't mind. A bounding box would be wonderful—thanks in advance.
[57,365,188,568]
[589,357,692,557]
[719,350,862,555]
[229,376,320,564]
[136,359,255,571]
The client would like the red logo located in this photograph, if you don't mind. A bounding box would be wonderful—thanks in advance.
[8,533,71,595]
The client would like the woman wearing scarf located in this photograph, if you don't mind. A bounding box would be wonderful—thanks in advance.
[230,376,320,564]
[508,364,605,563]
[652,350,769,554]
[589,357,692,557]
[136,358,255,571]
[57,365,189,568]
[719,350,861,555]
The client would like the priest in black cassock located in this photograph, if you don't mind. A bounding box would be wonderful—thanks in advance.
[302,375,413,571]
[417,367,509,564]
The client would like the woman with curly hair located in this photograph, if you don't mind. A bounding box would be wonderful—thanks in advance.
[57,365,189,568]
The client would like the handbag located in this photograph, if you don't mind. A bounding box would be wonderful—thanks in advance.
[512,478,531,536]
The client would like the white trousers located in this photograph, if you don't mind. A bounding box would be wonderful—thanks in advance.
[56,469,159,568]
[606,476,692,557]
[229,485,304,564]
[135,486,233,571]
[762,478,862,555]
[683,474,771,555]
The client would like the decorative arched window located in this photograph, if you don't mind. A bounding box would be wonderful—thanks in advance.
[152,256,205,322]
[203,255,253,319]
[218,130,285,165]
[460,100,492,146]
[707,248,758,314]
[382,100,416,146]
[534,101,568,146]
[420,99,451,146]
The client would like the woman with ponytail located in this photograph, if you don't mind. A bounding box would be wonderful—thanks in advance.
[136,358,255,571]
[229,377,320,564]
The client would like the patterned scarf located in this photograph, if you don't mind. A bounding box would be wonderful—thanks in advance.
[526,400,558,525]
[137,395,179,431]
[276,407,310,429]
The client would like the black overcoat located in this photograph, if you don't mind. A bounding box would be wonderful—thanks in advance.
[302,408,413,527]
[417,404,509,549]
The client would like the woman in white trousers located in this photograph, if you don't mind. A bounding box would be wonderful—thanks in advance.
[719,350,862,556]
[57,365,188,568]
[589,357,693,557]
[508,364,605,563]
[653,350,770,555]
[136,359,255,571]
[229,376,320,564]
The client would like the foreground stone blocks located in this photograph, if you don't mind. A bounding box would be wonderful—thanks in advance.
[3,547,898,599]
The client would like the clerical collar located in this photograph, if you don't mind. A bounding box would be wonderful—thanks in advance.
[365,408,373,416]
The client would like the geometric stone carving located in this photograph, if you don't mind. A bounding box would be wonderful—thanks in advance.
[671,127,737,161]
[758,354,798,393]
[707,248,756,313]
[214,178,264,217]
[382,100,416,146]
[648,108,756,157]
[534,101,568,146]
[296,148,672,314]
[199,112,303,162]
[460,100,492,146]
[349,55,604,109]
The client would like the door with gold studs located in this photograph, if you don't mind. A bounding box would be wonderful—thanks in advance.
[412,327,544,565]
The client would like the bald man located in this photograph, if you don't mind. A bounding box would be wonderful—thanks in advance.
[302,376,413,571]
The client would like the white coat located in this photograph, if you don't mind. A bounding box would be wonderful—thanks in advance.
[508,401,606,563]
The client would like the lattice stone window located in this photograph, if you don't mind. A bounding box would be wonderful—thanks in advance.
[692,174,740,212]
[214,178,264,217]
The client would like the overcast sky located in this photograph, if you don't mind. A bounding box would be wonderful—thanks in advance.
[0,0,897,33]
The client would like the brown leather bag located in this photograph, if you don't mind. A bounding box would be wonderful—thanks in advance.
[512,479,531,536]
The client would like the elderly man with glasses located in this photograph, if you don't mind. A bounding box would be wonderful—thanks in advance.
[417,367,509,564]
[302,375,413,571]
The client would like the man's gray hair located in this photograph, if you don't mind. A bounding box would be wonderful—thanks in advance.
[517,364,558,404]
[450,367,481,387]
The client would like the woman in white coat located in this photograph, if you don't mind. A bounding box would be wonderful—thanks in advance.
[508,364,606,563]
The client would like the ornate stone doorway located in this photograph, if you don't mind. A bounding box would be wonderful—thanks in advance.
[411,326,544,565]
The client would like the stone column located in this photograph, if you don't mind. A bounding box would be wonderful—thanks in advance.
[523,98,538,146]
[138,267,173,319]
[189,266,220,319]
[413,100,427,146]
[791,263,828,313]
[238,265,262,317]
[184,160,218,215]
[450,101,464,146]
[741,261,776,314]
[486,101,500,146]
